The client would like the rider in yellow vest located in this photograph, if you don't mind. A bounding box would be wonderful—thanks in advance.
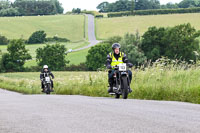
[106,43,133,93]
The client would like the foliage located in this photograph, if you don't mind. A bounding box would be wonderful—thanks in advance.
[141,23,200,62]
[46,36,70,43]
[1,39,32,72]
[107,7,200,17]
[86,43,112,71]
[13,0,64,16]
[0,35,9,45]
[72,8,81,14]
[28,31,46,44]
[120,32,147,65]
[97,0,160,13]
[36,43,69,71]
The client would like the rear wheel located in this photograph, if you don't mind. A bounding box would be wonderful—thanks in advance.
[122,77,128,99]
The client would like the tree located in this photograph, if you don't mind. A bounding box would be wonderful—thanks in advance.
[72,8,81,14]
[178,0,200,8]
[36,44,69,71]
[141,26,167,61]
[28,30,46,44]
[13,0,64,16]
[0,35,9,45]
[141,23,200,62]
[164,23,200,61]
[97,1,109,12]
[1,39,32,72]
[86,43,112,71]
[120,32,146,65]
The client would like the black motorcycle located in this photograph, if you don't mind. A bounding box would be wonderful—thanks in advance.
[42,76,52,95]
[109,63,132,99]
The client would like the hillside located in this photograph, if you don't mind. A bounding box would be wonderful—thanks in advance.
[0,15,85,42]
[96,13,200,40]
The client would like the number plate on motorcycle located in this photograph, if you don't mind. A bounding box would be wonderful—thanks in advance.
[45,77,50,82]
[118,64,127,71]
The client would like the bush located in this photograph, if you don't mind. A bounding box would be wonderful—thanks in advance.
[86,43,112,71]
[64,63,88,71]
[0,35,9,45]
[0,7,20,16]
[141,23,200,62]
[72,8,81,14]
[28,30,46,44]
[36,43,69,71]
[95,15,103,18]
[1,39,32,72]
[120,32,147,66]
[46,36,70,42]
[107,7,200,17]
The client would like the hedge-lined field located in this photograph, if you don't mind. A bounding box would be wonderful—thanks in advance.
[1,61,200,104]
[107,7,200,17]
[0,15,85,42]
[96,13,200,39]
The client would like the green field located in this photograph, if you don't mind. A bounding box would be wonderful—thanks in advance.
[0,15,85,42]
[1,61,200,103]
[67,48,89,65]
[0,41,89,66]
[96,13,200,40]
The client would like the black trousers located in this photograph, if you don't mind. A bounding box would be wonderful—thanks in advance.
[108,69,132,86]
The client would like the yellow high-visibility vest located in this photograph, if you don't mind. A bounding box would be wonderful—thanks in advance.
[109,52,124,68]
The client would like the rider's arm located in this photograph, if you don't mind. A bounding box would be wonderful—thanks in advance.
[123,54,133,67]
[106,54,112,69]
[40,72,43,80]
[50,72,55,79]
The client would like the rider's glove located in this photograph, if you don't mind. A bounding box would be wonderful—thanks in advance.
[127,63,133,68]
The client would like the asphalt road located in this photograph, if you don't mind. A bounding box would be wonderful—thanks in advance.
[73,14,100,52]
[0,89,200,133]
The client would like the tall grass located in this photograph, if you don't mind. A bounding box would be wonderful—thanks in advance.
[0,58,200,104]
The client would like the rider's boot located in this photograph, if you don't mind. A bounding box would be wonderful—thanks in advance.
[108,82,113,93]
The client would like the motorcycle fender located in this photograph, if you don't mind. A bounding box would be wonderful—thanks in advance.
[121,72,127,75]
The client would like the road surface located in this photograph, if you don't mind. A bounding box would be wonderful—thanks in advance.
[73,14,100,52]
[0,89,200,133]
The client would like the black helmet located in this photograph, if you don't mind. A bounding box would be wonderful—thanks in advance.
[112,43,121,50]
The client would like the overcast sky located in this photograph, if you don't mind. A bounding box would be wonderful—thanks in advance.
[60,0,183,12]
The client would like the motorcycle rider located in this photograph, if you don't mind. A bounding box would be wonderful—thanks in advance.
[40,65,55,92]
[106,43,133,93]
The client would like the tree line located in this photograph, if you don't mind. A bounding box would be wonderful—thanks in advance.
[0,0,64,16]
[97,0,200,13]
[86,23,200,71]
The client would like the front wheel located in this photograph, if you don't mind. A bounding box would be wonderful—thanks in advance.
[122,76,128,99]
[115,94,120,99]
[46,84,51,95]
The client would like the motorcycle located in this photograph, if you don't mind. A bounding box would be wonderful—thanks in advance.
[42,76,52,95]
[109,63,132,99]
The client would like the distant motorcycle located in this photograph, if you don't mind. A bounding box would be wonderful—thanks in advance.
[109,63,132,99]
[42,76,52,95]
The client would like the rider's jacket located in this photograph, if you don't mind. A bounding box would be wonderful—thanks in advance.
[40,69,54,80]
[106,52,129,69]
